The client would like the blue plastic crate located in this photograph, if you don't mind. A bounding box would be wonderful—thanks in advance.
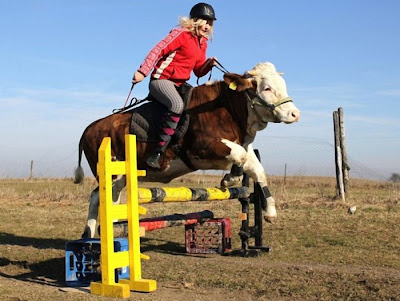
[65,238,129,287]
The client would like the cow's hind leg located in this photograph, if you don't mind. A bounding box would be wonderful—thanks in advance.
[82,175,127,238]
[82,186,99,238]
[243,145,277,223]
[112,175,126,207]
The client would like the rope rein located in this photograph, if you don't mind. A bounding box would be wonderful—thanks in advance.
[115,59,291,116]
[196,59,230,86]
[113,83,149,114]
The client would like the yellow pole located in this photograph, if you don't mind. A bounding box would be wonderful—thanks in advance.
[91,135,157,298]
[119,134,157,292]
[90,137,131,298]
[137,186,249,203]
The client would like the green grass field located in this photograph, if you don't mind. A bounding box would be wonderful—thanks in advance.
[0,176,399,300]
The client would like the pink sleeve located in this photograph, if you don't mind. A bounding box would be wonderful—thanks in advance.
[138,28,184,76]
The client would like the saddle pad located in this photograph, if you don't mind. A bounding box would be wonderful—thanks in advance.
[129,101,190,143]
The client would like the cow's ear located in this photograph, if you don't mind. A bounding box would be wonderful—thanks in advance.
[223,73,252,92]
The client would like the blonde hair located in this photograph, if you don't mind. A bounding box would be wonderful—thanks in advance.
[179,16,213,40]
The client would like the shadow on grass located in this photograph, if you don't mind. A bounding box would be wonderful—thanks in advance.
[0,232,209,288]
[140,237,186,255]
[140,237,210,258]
[0,231,68,286]
[0,256,65,286]
[0,232,67,250]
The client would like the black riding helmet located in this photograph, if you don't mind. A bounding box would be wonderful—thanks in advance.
[190,3,217,20]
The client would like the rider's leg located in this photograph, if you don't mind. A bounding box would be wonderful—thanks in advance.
[147,79,184,168]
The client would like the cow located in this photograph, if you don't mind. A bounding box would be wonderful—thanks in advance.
[74,62,300,238]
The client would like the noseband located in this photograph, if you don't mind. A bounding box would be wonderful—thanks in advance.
[209,59,293,123]
[245,90,293,111]
[244,90,293,123]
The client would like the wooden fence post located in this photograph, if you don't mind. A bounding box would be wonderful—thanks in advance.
[338,107,350,197]
[30,160,34,179]
[283,163,287,185]
[333,110,345,201]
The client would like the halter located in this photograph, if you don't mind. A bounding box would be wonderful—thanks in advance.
[242,89,292,124]
[200,59,293,123]
[210,59,293,109]
[245,89,293,111]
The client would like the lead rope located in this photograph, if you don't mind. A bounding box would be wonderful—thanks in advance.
[213,59,230,74]
[112,83,149,114]
[122,83,135,110]
[196,59,230,85]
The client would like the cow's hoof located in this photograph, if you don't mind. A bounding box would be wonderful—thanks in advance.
[264,215,277,224]
[220,174,241,188]
[146,152,162,169]
[81,226,92,239]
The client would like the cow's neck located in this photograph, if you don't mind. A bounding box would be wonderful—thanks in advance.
[219,82,249,138]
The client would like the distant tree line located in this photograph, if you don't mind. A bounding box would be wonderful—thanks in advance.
[389,173,400,183]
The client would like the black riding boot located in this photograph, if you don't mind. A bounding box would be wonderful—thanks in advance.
[146,111,180,169]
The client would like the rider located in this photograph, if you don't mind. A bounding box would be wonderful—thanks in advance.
[132,3,217,169]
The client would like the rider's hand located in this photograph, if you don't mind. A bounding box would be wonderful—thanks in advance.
[132,71,145,84]
[209,57,218,67]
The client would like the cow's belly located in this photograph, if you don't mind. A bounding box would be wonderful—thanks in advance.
[191,159,232,170]
[140,158,231,183]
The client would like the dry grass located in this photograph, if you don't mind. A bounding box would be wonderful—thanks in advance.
[0,176,399,300]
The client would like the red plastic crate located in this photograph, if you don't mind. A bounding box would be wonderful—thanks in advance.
[185,218,232,254]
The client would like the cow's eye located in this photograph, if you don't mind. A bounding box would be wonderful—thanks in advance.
[264,87,271,91]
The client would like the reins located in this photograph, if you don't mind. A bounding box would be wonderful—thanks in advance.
[207,59,293,124]
[112,83,149,114]
[116,59,231,113]
[213,59,230,74]
[209,59,293,113]
[116,59,292,117]
[196,59,230,86]
[123,83,135,109]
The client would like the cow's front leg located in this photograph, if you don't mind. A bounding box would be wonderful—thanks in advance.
[221,164,243,187]
[243,144,277,223]
[219,139,247,187]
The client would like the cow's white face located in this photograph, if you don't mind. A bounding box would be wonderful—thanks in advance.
[247,62,300,124]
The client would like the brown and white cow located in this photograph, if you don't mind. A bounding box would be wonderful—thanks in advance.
[74,62,300,238]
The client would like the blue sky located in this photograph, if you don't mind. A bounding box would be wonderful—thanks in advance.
[0,1,399,179]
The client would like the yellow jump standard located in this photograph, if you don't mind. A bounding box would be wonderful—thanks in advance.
[90,135,156,299]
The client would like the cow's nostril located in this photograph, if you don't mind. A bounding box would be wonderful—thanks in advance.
[292,110,300,120]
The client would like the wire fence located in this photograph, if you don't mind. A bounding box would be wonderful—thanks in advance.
[0,136,395,182]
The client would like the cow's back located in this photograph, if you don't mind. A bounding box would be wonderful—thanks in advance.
[81,112,132,176]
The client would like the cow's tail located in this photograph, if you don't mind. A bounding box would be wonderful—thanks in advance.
[73,137,85,184]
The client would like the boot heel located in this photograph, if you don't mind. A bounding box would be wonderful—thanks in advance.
[146,152,162,169]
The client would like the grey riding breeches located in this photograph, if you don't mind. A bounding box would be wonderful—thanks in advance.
[149,79,184,114]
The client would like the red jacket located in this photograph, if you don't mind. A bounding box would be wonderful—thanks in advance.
[138,27,212,86]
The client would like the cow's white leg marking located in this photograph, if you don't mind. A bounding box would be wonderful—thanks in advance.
[221,139,247,165]
[83,188,99,238]
[111,176,126,224]
[243,144,277,223]
[83,175,126,238]
[220,139,247,187]
[112,175,126,205]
